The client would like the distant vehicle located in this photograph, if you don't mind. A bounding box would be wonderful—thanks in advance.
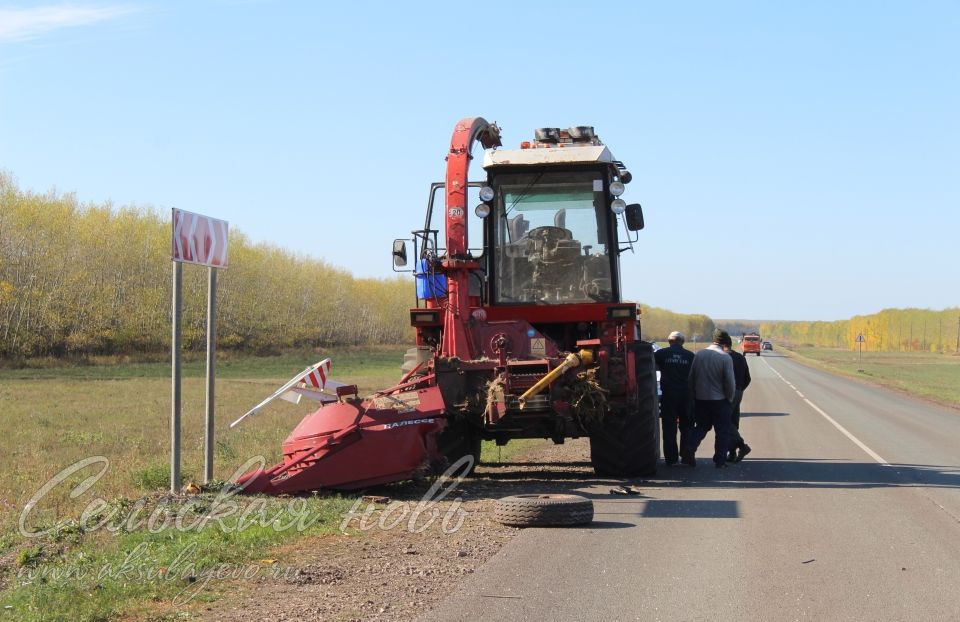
[742,333,762,356]
[762,341,773,351]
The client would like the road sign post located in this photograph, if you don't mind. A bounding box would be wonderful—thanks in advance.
[171,261,182,493]
[856,333,865,372]
[205,267,217,484]
[171,208,229,492]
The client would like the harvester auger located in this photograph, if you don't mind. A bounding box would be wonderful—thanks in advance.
[235,118,658,494]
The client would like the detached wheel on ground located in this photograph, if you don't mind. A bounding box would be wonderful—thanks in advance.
[494,494,594,527]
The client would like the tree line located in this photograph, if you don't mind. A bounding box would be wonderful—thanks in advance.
[761,307,960,353]
[0,173,717,359]
[640,305,716,344]
[0,173,411,359]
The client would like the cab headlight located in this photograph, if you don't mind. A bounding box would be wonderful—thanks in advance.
[611,199,626,214]
[475,203,491,218]
[479,186,495,202]
[609,181,625,197]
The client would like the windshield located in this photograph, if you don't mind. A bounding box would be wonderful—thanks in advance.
[492,170,613,304]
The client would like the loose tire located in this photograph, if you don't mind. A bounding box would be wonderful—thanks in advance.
[494,494,594,527]
[589,341,660,477]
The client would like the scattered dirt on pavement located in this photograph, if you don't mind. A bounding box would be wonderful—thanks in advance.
[203,439,615,622]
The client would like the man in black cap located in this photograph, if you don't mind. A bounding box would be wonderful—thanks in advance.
[654,330,694,465]
[720,333,752,462]
[681,329,736,468]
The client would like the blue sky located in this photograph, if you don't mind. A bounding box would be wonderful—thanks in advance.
[1,1,957,321]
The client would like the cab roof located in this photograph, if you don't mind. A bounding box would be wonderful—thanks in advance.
[482,145,614,169]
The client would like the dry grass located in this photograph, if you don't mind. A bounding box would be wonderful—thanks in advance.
[0,347,408,534]
[0,346,549,622]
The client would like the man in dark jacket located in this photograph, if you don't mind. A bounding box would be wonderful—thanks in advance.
[654,331,694,465]
[721,334,752,462]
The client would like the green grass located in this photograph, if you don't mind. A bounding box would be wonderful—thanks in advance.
[4,491,358,621]
[784,347,960,406]
[0,347,407,535]
[480,439,544,464]
[0,345,546,621]
[0,345,408,380]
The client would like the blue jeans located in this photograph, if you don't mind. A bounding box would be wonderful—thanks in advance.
[687,399,733,465]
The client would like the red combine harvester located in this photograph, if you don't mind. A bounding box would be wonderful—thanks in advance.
[235,118,658,494]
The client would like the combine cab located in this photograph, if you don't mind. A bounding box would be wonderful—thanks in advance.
[237,118,659,494]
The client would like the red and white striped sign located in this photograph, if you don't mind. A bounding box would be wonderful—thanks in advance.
[301,359,332,389]
[172,208,229,268]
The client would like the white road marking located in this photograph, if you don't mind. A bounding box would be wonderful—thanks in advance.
[762,358,890,466]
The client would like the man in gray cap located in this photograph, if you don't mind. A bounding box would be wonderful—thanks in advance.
[654,330,694,465]
[681,329,736,468]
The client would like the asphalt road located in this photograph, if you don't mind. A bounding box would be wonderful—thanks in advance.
[423,352,960,621]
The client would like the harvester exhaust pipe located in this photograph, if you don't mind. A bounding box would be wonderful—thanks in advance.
[518,350,594,409]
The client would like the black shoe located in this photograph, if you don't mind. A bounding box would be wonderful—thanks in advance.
[727,449,737,462]
[680,448,696,467]
[735,444,752,463]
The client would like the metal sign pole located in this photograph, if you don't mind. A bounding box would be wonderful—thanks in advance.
[856,332,864,372]
[171,208,228,491]
[171,261,183,493]
[204,267,217,484]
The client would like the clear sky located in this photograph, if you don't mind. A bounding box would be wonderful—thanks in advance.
[1,1,957,321]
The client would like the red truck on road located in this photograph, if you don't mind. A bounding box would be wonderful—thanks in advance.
[742,333,762,356]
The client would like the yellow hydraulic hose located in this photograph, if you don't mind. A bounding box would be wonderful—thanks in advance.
[518,349,594,409]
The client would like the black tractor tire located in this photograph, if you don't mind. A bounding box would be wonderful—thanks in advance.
[589,341,660,477]
[436,420,482,476]
[494,494,594,527]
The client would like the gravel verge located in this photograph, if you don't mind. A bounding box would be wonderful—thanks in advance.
[204,439,607,622]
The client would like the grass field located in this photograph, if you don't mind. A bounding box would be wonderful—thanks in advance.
[784,347,960,407]
[0,346,542,621]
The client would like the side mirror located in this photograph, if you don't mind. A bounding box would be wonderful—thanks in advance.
[625,204,644,231]
[392,239,408,267]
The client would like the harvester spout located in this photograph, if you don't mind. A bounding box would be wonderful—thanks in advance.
[440,117,501,360]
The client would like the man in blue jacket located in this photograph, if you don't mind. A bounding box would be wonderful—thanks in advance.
[654,331,694,465]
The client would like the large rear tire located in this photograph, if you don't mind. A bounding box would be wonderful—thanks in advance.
[589,341,660,477]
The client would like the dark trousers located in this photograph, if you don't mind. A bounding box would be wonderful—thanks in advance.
[728,389,744,450]
[688,398,733,466]
[660,394,693,464]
